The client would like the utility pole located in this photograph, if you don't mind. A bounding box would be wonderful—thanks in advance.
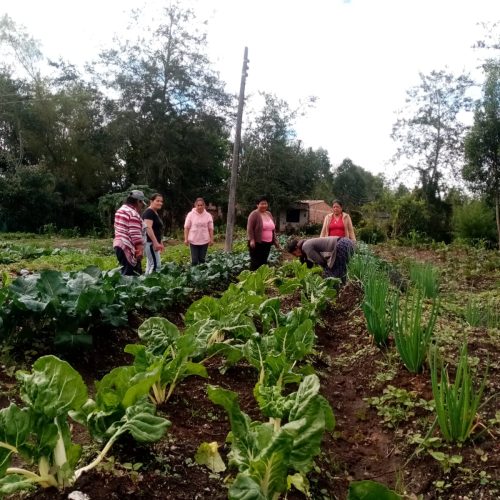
[224,47,249,252]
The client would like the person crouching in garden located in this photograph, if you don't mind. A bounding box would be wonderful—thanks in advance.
[113,190,147,276]
[184,197,214,265]
[142,193,165,274]
[286,236,355,285]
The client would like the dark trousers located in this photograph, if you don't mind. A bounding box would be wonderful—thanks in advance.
[114,247,142,276]
[249,241,272,271]
[190,244,208,265]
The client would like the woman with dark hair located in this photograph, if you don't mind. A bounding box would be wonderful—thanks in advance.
[113,190,147,276]
[184,197,214,265]
[142,193,165,274]
[246,195,280,271]
[286,236,355,285]
[320,200,356,241]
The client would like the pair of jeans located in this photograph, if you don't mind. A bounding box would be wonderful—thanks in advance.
[114,247,142,276]
[249,241,272,271]
[145,242,161,274]
[190,243,208,265]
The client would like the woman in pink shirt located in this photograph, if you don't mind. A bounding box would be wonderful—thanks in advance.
[184,198,214,265]
[246,195,280,271]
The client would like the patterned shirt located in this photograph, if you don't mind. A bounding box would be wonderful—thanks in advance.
[113,204,146,266]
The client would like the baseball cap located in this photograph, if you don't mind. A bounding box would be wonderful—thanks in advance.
[129,190,146,202]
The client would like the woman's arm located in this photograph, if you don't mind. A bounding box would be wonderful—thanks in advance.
[144,219,163,250]
[320,214,330,237]
[344,214,356,241]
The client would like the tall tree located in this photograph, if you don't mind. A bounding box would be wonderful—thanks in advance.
[391,70,473,204]
[463,63,500,248]
[96,3,232,222]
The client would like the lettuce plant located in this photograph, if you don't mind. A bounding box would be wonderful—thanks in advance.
[0,355,170,495]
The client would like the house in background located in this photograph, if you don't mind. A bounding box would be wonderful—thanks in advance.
[278,200,332,232]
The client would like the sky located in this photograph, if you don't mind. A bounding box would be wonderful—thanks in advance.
[1,0,498,182]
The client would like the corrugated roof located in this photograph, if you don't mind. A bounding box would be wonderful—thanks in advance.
[298,200,329,205]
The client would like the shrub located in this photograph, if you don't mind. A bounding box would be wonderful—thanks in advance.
[452,200,496,245]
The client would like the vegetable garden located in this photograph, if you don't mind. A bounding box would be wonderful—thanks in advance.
[0,236,499,499]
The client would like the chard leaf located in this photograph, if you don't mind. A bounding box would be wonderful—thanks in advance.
[347,480,402,499]
[285,375,335,473]
[0,404,31,475]
[0,474,36,495]
[137,317,180,355]
[185,296,221,324]
[195,441,226,473]
[107,402,170,443]
[17,356,88,420]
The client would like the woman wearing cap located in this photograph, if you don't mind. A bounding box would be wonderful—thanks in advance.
[142,193,165,273]
[184,197,214,265]
[113,190,147,276]
[246,195,280,271]
[320,200,356,241]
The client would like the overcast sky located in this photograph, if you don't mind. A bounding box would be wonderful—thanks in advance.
[1,0,498,182]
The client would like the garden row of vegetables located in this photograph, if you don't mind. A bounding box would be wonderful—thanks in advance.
[0,241,496,498]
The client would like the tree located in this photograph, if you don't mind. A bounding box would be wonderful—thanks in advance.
[238,93,331,217]
[330,158,384,209]
[391,70,474,204]
[96,3,232,223]
[463,63,500,248]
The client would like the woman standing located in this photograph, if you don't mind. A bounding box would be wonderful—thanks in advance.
[320,200,356,241]
[142,193,165,274]
[113,190,147,276]
[247,195,280,271]
[184,198,214,265]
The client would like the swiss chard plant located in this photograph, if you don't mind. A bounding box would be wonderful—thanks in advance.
[0,355,170,496]
[208,374,334,500]
[124,317,208,405]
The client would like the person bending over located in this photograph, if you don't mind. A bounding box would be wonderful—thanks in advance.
[286,236,355,285]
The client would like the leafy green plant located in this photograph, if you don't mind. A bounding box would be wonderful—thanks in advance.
[392,290,439,373]
[124,317,208,405]
[208,374,334,500]
[430,343,488,443]
[347,251,381,283]
[409,261,440,298]
[365,385,433,428]
[361,271,392,347]
[0,356,169,495]
[464,297,499,328]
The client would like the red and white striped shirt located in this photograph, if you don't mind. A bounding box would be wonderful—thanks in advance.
[113,204,145,266]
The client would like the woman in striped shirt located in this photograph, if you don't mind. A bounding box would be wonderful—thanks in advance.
[113,190,147,275]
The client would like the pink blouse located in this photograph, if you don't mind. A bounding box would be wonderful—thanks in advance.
[261,217,275,243]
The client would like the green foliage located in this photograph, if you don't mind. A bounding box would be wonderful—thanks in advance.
[208,375,334,500]
[452,200,497,244]
[430,343,488,443]
[463,63,500,248]
[362,272,392,347]
[408,261,440,298]
[348,480,402,499]
[0,355,169,494]
[464,297,499,328]
[392,290,439,373]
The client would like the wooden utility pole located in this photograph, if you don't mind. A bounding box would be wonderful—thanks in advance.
[224,47,249,252]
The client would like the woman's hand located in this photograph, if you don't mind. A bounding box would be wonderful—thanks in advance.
[249,239,256,249]
[184,239,189,246]
[153,242,164,252]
